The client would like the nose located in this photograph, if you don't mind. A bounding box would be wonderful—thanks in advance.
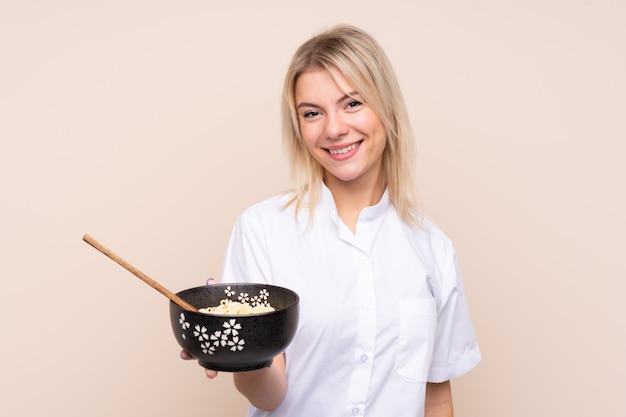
[324,111,349,140]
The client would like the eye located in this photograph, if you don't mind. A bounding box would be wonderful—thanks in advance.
[346,100,363,110]
[301,110,319,119]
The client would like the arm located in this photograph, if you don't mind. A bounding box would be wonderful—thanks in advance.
[425,381,453,417]
[179,351,287,411]
[220,214,288,410]
[233,353,287,411]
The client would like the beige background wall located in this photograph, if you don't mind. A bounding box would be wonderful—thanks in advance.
[1,1,624,416]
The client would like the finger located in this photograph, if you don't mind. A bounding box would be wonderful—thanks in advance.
[180,350,194,360]
[205,369,219,378]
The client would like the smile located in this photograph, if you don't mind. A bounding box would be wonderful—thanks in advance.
[327,141,362,155]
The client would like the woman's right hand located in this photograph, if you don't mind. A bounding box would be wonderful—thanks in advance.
[180,349,219,378]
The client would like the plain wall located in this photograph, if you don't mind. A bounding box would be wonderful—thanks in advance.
[1,1,624,416]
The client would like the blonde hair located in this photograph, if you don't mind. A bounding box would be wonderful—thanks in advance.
[281,24,422,225]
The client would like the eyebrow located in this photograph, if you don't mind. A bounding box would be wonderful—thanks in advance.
[296,91,359,109]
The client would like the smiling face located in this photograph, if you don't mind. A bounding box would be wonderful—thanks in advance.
[295,66,387,190]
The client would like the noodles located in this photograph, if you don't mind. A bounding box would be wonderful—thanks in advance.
[198,286,276,315]
[199,299,275,315]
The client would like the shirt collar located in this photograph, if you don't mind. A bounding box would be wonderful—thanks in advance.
[320,182,390,223]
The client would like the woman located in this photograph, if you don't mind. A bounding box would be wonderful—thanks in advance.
[183,24,481,417]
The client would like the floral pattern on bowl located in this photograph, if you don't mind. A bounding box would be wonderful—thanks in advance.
[177,286,272,355]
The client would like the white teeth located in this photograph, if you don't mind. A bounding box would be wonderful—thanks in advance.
[328,142,358,155]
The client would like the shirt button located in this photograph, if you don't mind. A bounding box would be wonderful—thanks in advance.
[360,355,368,363]
[352,407,360,415]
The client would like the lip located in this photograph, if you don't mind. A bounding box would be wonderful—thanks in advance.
[324,140,363,160]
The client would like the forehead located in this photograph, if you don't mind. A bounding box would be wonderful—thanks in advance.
[295,67,356,102]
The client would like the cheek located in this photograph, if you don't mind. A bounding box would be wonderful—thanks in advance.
[361,111,385,133]
[364,116,387,146]
[302,138,321,158]
[300,125,321,150]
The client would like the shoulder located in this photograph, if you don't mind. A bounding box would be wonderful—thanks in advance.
[401,215,459,279]
[235,191,299,228]
[409,216,455,254]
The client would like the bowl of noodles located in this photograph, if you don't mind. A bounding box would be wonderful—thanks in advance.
[170,283,299,372]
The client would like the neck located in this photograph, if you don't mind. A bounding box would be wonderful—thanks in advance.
[324,173,385,233]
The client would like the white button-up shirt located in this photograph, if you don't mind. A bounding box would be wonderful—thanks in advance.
[221,185,481,417]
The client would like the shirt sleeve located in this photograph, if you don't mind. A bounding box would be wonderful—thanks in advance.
[220,210,273,286]
[427,234,482,383]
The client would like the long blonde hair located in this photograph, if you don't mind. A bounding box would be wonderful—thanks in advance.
[281,24,422,225]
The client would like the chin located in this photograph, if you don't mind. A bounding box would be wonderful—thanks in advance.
[327,170,364,183]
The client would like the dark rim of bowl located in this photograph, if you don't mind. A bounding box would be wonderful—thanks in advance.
[172,283,299,317]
